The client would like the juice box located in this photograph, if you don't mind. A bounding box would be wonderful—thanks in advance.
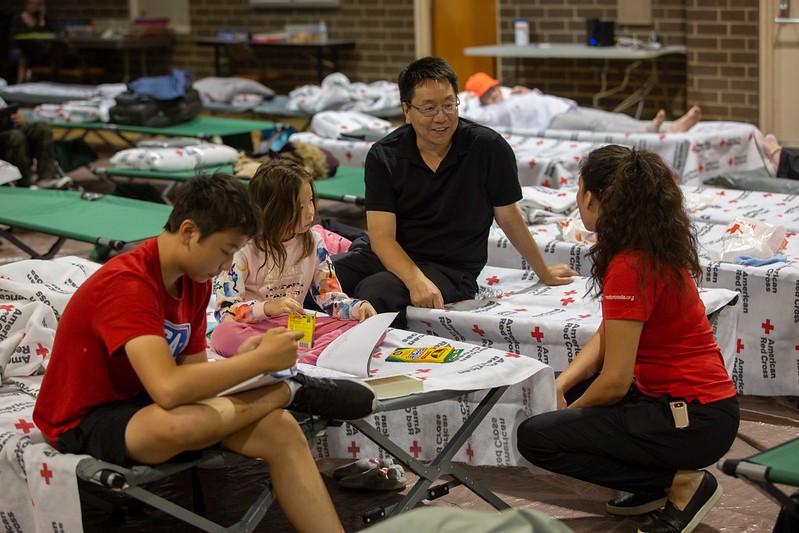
[287,312,316,349]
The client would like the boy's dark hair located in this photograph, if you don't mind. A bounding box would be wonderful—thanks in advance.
[398,56,459,104]
[165,173,259,240]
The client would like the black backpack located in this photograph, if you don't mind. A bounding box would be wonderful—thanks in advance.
[109,88,202,128]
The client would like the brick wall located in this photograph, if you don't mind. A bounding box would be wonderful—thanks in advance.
[45,0,759,124]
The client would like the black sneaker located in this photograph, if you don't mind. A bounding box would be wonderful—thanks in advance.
[607,492,667,516]
[637,471,723,533]
[286,373,376,421]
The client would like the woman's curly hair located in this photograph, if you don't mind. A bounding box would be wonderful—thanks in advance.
[580,145,701,296]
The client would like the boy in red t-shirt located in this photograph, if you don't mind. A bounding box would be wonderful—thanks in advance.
[33,173,374,532]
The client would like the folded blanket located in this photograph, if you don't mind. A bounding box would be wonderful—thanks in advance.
[288,72,400,114]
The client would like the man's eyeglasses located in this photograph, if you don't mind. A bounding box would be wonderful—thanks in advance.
[406,98,460,117]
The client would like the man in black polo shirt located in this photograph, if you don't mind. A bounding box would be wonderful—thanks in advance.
[333,56,576,326]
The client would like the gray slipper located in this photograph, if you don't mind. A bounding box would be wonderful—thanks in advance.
[337,465,407,491]
[333,457,395,480]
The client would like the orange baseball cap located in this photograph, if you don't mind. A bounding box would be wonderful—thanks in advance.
[465,72,500,98]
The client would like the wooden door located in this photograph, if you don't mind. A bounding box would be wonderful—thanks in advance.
[432,0,497,85]
[760,0,799,146]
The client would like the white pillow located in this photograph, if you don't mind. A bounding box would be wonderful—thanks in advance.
[111,143,238,171]
[311,110,392,141]
[186,143,239,167]
[194,77,275,103]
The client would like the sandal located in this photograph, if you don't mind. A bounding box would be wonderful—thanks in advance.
[337,465,407,491]
[333,456,395,480]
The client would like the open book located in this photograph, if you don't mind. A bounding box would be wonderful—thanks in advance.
[220,312,424,399]
[316,312,424,398]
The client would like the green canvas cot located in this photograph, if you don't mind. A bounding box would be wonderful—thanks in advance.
[0,188,171,259]
[95,164,366,205]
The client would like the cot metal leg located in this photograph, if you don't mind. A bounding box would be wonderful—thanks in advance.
[0,228,66,259]
[352,386,511,524]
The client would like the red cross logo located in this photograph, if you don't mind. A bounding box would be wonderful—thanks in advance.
[370,369,379,375]
[659,134,667,141]
[691,144,697,152]
[573,156,581,162]
[726,223,742,234]
[40,463,54,485]
[485,276,500,286]
[728,157,734,166]
[762,319,774,335]
[345,150,352,160]
[347,441,360,458]
[736,339,744,353]
[763,193,773,198]
[698,164,704,172]
[557,192,567,197]
[176,149,185,157]
[720,138,727,146]
[472,324,485,336]
[409,440,422,459]
[514,308,528,312]
[0,304,13,312]
[531,327,544,342]
[716,190,725,196]
[15,419,35,434]
[561,297,574,306]
[416,368,431,373]
[505,352,521,358]
[564,290,577,296]
[35,343,49,358]
[728,200,737,204]
[466,443,474,462]
[560,176,569,185]
[578,314,592,319]
[541,180,551,187]
[536,139,544,145]
[528,159,536,168]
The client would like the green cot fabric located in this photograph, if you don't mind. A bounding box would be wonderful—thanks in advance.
[0,188,171,244]
[101,165,366,203]
[48,116,274,138]
[749,437,799,486]
[104,164,235,182]
[313,166,365,202]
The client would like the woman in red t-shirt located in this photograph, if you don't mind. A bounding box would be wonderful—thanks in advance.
[517,145,739,533]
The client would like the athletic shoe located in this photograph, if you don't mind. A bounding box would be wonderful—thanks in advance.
[607,492,667,516]
[638,471,723,533]
[286,373,376,421]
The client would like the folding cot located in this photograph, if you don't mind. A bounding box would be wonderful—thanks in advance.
[290,121,767,188]
[0,188,171,259]
[0,81,99,105]
[250,95,403,131]
[1,256,555,529]
[48,115,275,151]
[94,164,367,205]
[75,415,330,533]
[351,387,511,524]
[484,186,799,396]
[719,438,799,532]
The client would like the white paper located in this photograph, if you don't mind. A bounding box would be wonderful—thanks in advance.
[315,312,398,377]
